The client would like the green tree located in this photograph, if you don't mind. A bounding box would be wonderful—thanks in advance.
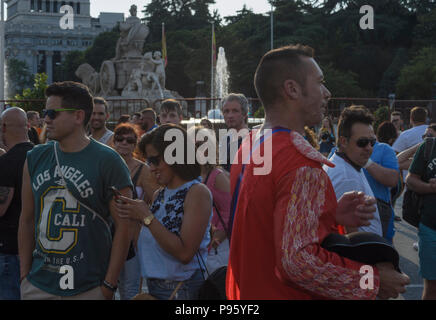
[396,47,436,99]
[6,58,33,98]
[13,73,48,112]
[374,105,390,133]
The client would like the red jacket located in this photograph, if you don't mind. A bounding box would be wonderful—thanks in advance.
[226,129,380,300]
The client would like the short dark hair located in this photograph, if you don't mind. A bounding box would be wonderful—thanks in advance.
[45,81,94,126]
[118,114,130,124]
[254,44,314,108]
[141,108,156,121]
[93,97,109,113]
[337,105,374,139]
[410,107,428,124]
[160,99,182,117]
[391,111,402,118]
[26,110,39,120]
[138,124,200,181]
[377,121,398,145]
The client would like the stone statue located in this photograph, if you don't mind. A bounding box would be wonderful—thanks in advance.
[115,5,149,59]
[75,63,100,95]
[152,51,166,89]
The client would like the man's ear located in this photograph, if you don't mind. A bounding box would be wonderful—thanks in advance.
[338,136,348,149]
[283,79,302,100]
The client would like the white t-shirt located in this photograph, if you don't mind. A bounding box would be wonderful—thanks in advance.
[323,153,383,236]
[392,124,428,177]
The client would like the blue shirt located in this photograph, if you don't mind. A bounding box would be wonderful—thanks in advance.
[363,142,399,203]
[363,142,399,242]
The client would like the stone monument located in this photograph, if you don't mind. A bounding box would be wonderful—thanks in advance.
[75,5,185,116]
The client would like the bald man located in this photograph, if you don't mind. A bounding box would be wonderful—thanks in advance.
[0,107,34,300]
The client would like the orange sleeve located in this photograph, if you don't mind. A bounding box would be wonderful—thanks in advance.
[273,166,380,300]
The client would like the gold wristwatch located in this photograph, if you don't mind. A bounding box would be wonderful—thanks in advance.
[143,214,155,227]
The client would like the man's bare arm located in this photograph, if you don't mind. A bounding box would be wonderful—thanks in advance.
[365,162,399,188]
[18,160,35,280]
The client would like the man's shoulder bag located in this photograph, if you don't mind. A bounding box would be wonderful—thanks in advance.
[402,137,435,228]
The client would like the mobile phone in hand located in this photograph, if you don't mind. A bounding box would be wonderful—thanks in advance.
[109,186,125,204]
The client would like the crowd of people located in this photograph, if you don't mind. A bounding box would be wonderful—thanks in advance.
[0,43,435,301]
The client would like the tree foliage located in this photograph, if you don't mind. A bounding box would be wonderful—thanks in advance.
[13,73,48,112]
[6,58,33,98]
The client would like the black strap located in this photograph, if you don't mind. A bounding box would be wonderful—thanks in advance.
[204,170,230,238]
[131,163,144,199]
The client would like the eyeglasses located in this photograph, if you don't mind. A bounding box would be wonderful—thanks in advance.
[146,155,161,167]
[114,135,137,144]
[42,108,77,119]
[356,137,376,148]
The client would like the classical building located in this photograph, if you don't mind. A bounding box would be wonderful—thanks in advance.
[5,0,124,85]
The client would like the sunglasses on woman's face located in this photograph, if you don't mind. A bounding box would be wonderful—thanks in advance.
[42,108,77,120]
[355,137,376,148]
[146,155,161,167]
[114,135,136,144]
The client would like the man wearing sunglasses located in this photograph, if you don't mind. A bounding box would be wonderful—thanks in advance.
[324,105,383,236]
[18,81,133,300]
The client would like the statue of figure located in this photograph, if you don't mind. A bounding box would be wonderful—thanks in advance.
[75,63,101,95]
[151,51,166,89]
[122,67,146,96]
[142,51,166,91]
[115,5,149,59]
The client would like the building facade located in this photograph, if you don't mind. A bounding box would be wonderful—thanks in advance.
[5,0,123,88]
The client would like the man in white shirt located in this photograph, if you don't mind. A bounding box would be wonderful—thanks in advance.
[392,106,428,185]
[324,105,382,236]
[89,97,114,146]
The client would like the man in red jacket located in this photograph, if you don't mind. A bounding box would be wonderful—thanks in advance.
[226,44,410,300]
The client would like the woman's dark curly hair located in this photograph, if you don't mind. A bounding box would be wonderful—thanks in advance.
[138,124,201,181]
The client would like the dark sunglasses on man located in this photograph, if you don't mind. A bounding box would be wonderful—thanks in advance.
[42,108,77,120]
[114,135,137,144]
[356,137,376,148]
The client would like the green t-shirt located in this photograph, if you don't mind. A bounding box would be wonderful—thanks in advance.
[26,139,133,296]
[409,139,436,230]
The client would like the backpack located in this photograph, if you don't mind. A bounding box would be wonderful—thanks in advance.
[402,137,435,228]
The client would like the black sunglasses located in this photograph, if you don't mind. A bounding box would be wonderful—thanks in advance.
[114,135,137,144]
[146,155,161,167]
[356,137,376,148]
[42,108,77,119]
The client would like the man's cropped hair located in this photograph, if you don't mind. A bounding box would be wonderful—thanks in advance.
[337,105,374,139]
[26,110,39,120]
[93,97,109,114]
[221,93,249,116]
[410,107,428,124]
[141,108,157,121]
[160,99,182,117]
[254,44,314,108]
[45,81,94,127]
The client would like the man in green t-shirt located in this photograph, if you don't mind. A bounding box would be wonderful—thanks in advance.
[406,137,436,300]
[18,81,133,300]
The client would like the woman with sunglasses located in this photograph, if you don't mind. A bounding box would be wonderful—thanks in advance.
[112,123,160,300]
[113,124,212,300]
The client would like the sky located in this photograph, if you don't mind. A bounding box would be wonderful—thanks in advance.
[90,0,272,20]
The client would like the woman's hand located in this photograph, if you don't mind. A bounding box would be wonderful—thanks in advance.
[114,195,151,222]
[336,191,376,228]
